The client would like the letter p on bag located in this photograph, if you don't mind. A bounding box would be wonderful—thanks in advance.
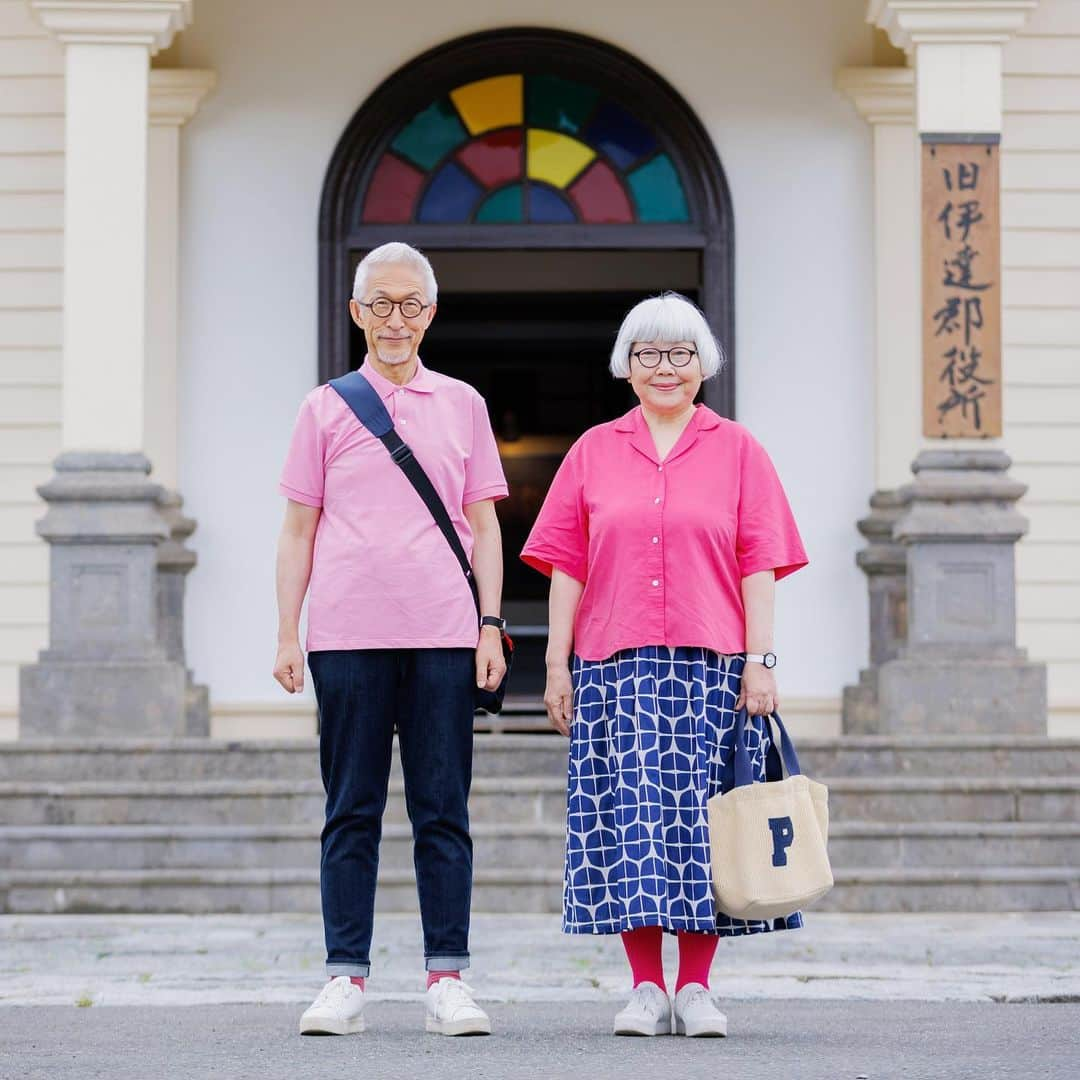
[768,816,795,867]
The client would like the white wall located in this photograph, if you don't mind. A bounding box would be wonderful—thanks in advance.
[171,0,877,715]
[0,0,62,728]
[1002,0,1080,732]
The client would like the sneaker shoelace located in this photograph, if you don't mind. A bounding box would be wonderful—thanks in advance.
[436,979,479,1012]
[320,978,359,1007]
[680,986,715,1013]
[627,984,667,1016]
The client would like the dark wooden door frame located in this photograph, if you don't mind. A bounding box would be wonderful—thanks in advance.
[318,27,736,417]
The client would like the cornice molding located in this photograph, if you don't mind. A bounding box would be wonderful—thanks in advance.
[30,0,193,54]
[867,1,1037,52]
[836,66,915,124]
[149,68,216,126]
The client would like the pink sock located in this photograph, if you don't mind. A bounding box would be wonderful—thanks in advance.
[675,931,719,992]
[348,976,365,991]
[427,970,462,991]
[621,926,666,991]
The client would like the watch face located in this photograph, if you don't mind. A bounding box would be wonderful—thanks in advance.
[764,652,777,669]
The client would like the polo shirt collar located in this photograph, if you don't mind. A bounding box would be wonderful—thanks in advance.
[358,355,437,398]
[614,404,720,465]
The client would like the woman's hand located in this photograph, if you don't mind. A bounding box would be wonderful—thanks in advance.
[736,662,778,717]
[544,662,573,737]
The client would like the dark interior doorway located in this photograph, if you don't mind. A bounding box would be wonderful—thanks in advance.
[348,249,701,699]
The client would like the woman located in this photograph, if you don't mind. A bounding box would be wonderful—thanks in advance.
[521,293,808,1038]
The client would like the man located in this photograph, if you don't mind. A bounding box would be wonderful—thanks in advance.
[274,242,508,1037]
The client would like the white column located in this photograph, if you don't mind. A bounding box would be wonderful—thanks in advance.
[866,0,1038,453]
[836,68,918,492]
[147,70,216,491]
[30,0,193,453]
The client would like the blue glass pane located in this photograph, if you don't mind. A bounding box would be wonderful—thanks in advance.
[584,103,657,170]
[529,184,577,224]
[417,162,484,223]
[627,154,690,223]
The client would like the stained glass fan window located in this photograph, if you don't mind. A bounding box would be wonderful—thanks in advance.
[360,74,690,226]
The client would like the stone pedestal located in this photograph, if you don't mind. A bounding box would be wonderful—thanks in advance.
[843,489,909,733]
[875,449,1046,735]
[157,490,209,736]
[20,453,195,738]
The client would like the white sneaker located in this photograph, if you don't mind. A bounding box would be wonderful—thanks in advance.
[425,978,491,1036]
[673,982,728,1037]
[612,981,672,1036]
[299,976,366,1035]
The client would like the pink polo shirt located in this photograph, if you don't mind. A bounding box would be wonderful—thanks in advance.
[279,358,508,651]
[520,404,807,661]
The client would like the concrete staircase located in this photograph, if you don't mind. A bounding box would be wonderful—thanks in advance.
[0,732,1077,914]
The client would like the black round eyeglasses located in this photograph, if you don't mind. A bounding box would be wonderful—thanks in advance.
[631,347,697,369]
[359,297,431,319]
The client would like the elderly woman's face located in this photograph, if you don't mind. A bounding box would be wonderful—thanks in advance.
[627,340,702,415]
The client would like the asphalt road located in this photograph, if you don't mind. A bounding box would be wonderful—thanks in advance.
[2,1000,1078,1080]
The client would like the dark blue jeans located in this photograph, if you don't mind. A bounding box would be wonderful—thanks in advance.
[308,648,475,977]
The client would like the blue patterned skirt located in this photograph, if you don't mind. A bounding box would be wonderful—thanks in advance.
[563,645,804,937]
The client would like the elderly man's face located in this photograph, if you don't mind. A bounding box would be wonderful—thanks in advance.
[349,262,436,370]
[627,340,702,416]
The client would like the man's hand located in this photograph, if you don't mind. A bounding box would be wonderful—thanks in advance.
[273,640,306,694]
[476,626,507,692]
[543,662,573,737]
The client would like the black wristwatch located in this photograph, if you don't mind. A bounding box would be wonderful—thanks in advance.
[480,616,506,632]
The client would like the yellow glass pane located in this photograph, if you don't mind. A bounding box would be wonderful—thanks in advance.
[526,130,596,189]
[450,75,523,136]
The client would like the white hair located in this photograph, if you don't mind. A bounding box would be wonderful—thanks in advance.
[352,241,438,304]
[609,292,724,379]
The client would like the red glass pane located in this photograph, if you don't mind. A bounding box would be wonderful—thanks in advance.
[361,154,425,223]
[568,160,633,223]
[457,130,523,189]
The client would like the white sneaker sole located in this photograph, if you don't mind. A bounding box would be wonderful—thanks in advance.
[613,1015,672,1036]
[299,1013,366,1035]
[674,1014,727,1037]
[425,1015,492,1036]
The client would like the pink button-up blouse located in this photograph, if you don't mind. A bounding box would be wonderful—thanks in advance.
[520,404,808,662]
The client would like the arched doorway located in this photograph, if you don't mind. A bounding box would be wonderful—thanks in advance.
[319,28,734,705]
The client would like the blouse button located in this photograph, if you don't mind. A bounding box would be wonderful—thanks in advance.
[651,536,659,544]
[657,466,663,472]
[651,579,660,587]
[653,497,660,505]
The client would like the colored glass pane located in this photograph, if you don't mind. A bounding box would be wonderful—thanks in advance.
[417,162,484,223]
[361,154,425,223]
[627,154,690,223]
[475,184,524,223]
[391,99,468,171]
[450,75,523,136]
[527,130,596,189]
[568,160,633,224]
[457,130,523,188]
[525,74,599,136]
[584,102,657,170]
[529,185,577,224]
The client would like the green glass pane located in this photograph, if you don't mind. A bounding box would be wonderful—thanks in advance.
[627,154,690,223]
[391,99,468,172]
[525,74,599,137]
[475,183,524,223]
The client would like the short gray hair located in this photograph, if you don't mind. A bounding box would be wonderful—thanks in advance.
[609,292,724,379]
[352,241,438,304]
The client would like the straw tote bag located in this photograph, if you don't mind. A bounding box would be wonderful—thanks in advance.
[707,708,833,921]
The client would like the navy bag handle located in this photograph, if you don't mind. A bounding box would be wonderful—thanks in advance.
[731,707,803,789]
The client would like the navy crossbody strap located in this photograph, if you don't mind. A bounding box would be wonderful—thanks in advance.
[328,372,481,619]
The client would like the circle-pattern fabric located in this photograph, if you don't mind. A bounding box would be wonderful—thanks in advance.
[563,645,804,937]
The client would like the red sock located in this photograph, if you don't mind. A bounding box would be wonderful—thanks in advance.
[675,931,718,992]
[426,970,461,991]
[621,926,666,991]
[348,976,365,991]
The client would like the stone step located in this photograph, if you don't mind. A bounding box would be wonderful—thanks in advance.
[1,776,1076,826]
[3,821,1078,873]
[2,734,1079,783]
[1,865,1075,915]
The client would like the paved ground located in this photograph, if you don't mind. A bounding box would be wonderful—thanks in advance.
[1,913,1078,1078]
